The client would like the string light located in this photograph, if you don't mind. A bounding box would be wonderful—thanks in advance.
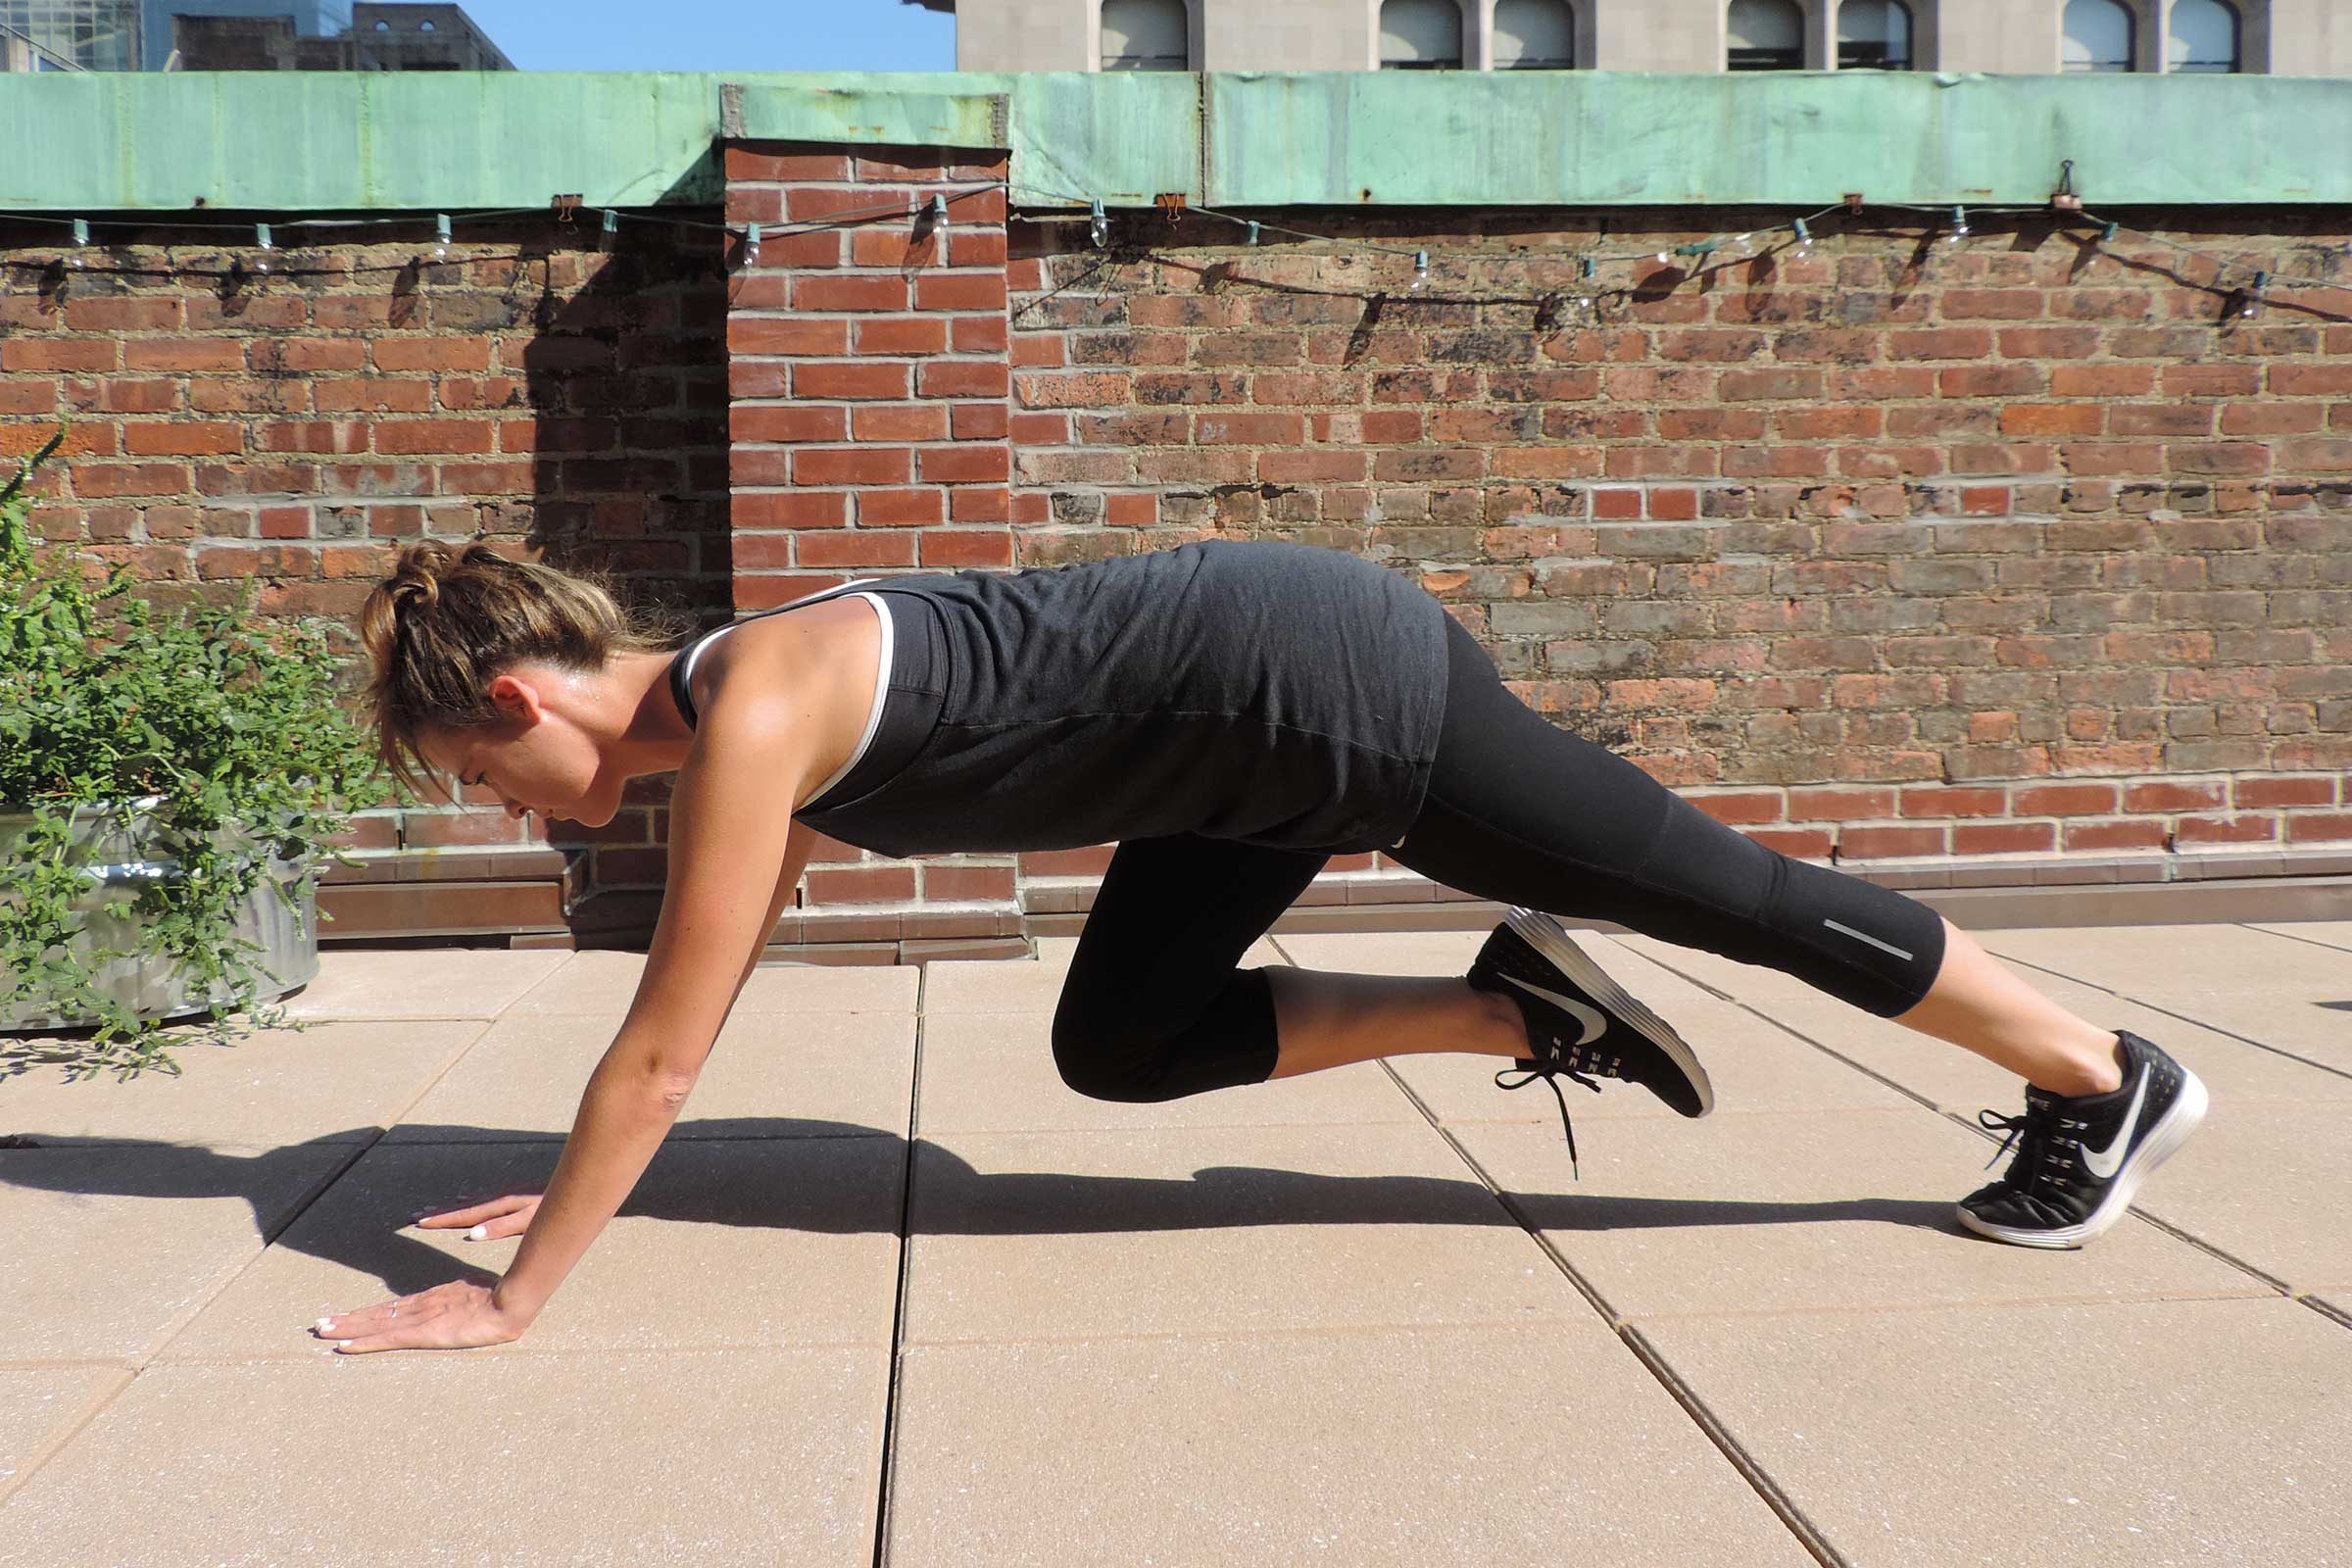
[742,220,761,270]
[2238,269,2270,318]
[1410,249,1430,292]
[1945,205,1970,244]
[250,222,274,275]
[429,212,451,263]
[598,209,619,253]
[1090,199,1108,249]
[1244,220,1260,245]
[68,219,89,270]
[1791,217,1812,254]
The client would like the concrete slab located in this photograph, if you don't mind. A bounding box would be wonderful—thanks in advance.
[278,948,570,1019]
[1452,1111,2265,1321]
[904,1125,1578,1345]
[0,1021,486,1149]
[2127,1102,2352,1296]
[1981,922,2347,1000]
[157,1137,906,1360]
[383,1009,914,1144]
[0,1143,357,1362]
[922,938,1283,1011]
[1272,928,1486,977]
[510,949,918,1014]
[2252,920,2352,953]
[915,1010,1420,1134]
[885,1323,1818,1568]
[1637,1298,2352,1568]
[0,1348,888,1565]
[2113,992,2352,1075]
[1385,996,1920,1125]
[0,1365,126,1497]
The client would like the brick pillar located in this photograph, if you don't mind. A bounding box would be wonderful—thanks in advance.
[723,142,1025,958]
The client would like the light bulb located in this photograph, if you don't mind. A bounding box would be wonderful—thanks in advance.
[1410,250,1430,293]
[599,210,619,254]
[1090,201,1108,249]
[430,213,451,263]
[1945,205,1970,245]
[742,221,762,270]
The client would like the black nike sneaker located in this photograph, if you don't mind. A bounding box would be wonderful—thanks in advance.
[1957,1029,2208,1250]
[1466,907,1715,1176]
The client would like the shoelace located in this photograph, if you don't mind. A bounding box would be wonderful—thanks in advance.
[1495,1052,1606,1179]
[1976,1105,2087,1196]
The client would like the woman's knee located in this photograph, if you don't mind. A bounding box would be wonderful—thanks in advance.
[1048,968,1281,1103]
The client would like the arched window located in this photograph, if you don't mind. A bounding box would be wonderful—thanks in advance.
[1728,0,1804,71]
[1838,0,1912,70]
[2061,0,2135,72]
[1379,0,1464,70]
[2169,0,2239,73]
[1494,0,1575,69]
[1101,0,1188,70]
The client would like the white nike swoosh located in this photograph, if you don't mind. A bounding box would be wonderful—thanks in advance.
[1499,973,1608,1047]
[2081,1064,2148,1180]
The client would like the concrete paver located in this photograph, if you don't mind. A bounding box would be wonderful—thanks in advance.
[885,1323,1818,1568]
[277,947,569,1019]
[511,949,918,1014]
[904,1125,1580,1344]
[1637,1297,2352,1568]
[0,1143,357,1362]
[0,1365,126,1494]
[0,1349,889,1565]
[1455,1111,2265,1320]
[383,1008,914,1144]
[917,1010,1421,1133]
[0,1020,487,1148]
[159,1136,906,1360]
[4,923,2345,1562]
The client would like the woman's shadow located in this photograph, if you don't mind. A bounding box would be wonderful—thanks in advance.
[0,1114,1961,1301]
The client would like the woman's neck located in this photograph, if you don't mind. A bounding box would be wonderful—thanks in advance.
[603,650,698,781]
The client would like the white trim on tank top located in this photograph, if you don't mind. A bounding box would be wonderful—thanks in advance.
[673,577,893,807]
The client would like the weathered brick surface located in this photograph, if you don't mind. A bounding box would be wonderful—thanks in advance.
[9,187,2351,949]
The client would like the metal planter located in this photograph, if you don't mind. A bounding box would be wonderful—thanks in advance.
[0,799,318,1032]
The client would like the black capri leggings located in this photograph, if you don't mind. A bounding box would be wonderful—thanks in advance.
[1050,612,1950,1102]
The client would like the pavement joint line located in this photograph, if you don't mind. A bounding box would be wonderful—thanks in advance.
[871,969,927,1568]
[0,1015,499,1504]
[136,1337,902,1365]
[2296,1295,2352,1332]
[895,1315,1616,1352]
[1616,1285,2285,1327]
[1373,1056,1850,1568]
[1975,933,2352,1086]
[0,1365,134,1511]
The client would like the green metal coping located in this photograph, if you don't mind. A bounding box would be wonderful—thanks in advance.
[1,69,2347,217]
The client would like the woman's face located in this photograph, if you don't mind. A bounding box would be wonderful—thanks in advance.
[416,667,621,829]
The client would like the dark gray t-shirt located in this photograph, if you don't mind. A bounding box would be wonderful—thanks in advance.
[794,539,1450,858]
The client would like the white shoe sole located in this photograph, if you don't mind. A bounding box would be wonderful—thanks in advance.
[1956,1064,2209,1250]
[1504,906,1715,1117]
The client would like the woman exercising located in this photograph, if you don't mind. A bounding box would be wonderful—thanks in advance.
[314,537,2205,1353]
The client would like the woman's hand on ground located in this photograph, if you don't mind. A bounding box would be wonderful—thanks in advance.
[312,1278,529,1354]
[415,1189,543,1241]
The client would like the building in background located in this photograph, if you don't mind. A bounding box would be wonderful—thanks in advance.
[1,0,511,71]
[904,0,2344,76]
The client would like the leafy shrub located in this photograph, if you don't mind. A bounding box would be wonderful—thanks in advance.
[2,429,387,1076]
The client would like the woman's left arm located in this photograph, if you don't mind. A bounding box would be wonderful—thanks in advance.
[318,694,821,1353]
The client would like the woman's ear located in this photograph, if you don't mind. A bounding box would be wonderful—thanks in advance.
[485,672,548,726]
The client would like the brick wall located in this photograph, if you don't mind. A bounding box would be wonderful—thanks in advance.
[0,217,733,922]
[8,171,2350,953]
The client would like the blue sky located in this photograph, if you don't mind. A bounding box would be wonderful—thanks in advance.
[451,0,956,73]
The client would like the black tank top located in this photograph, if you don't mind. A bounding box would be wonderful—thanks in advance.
[665,539,1449,858]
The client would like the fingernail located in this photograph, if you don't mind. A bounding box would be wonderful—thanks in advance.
[466,1224,488,1241]
[315,1317,334,1332]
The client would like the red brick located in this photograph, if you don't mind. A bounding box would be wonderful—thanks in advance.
[805,865,916,905]
[2234,777,2335,808]
[857,488,945,526]
[796,446,910,485]
[853,404,952,442]
[2063,820,2168,853]
[913,272,1009,314]
[786,186,916,221]
[371,338,493,372]
[2285,813,2352,843]
[2175,813,2278,846]
[1785,788,1896,822]
[123,421,244,457]
[375,419,495,455]
[797,530,919,568]
[733,491,848,530]
[1952,822,2058,855]
[723,148,854,180]
[1,339,119,372]
[2015,783,2119,815]
[920,529,1014,567]
[733,406,849,444]
[946,486,1009,523]
[918,444,1010,483]
[2124,780,2227,812]
[1838,826,1947,858]
[920,361,1009,399]
[854,317,950,356]
[921,864,1016,903]
[792,274,909,313]
[729,317,852,356]
[797,363,911,400]
[122,337,244,371]
[2000,404,2104,437]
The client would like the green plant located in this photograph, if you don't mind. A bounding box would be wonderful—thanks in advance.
[1,428,388,1078]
